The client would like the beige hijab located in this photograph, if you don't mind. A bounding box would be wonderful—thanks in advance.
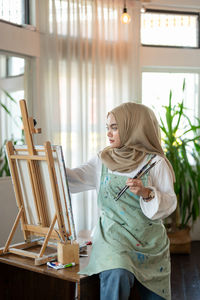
[100,102,175,181]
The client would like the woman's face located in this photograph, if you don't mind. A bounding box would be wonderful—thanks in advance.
[106,113,121,148]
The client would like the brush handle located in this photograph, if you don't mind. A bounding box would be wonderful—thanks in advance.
[114,159,158,201]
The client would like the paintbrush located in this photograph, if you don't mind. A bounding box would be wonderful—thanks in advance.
[114,154,158,201]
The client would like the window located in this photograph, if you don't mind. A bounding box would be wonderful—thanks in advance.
[7,57,25,77]
[0,53,25,145]
[0,0,29,25]
[141,10,199,48]
[142,71,199,146]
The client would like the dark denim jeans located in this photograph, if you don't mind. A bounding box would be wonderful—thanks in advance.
[99,268,165,300]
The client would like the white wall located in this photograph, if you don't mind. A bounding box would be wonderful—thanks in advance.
[0,22,40,57]
[0,177,23,246]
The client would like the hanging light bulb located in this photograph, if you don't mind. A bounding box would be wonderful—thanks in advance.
[121,0,131,24]
[141,5,146,14]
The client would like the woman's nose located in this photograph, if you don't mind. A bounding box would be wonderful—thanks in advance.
[107,130,112,137]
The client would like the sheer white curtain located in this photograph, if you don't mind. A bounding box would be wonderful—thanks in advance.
[38,0,138,234]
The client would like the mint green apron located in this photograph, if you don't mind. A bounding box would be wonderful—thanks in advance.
[80,161,171,300]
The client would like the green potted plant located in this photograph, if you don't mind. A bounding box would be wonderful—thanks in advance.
[0,90,24,177]
[159,80,200,253]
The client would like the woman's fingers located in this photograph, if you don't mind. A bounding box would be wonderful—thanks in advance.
[126,178,145,196]
[126,178,143,187]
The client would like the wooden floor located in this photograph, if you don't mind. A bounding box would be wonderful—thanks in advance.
[171,241,200,300]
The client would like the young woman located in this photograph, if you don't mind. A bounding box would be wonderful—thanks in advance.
[66,102,177,300]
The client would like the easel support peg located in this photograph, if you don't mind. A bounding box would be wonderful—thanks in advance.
[28,117,41,134]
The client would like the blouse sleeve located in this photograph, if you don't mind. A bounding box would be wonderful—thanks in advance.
[139,157,177,220]
[66,155,102,193]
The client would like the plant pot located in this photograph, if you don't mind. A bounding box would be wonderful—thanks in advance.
[167,227,191,254]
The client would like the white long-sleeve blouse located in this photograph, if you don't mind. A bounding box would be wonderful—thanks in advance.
[66,154,177,220]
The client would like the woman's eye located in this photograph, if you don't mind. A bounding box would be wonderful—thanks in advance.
[106,126,118,131]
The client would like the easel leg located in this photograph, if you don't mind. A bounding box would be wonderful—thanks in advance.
[3,207,23,253]
[38,213,57,258]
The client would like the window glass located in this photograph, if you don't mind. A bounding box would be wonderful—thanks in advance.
[8,57,25,77]
[141,11,199,47]
[0,0,27,25]
[0,90,24,143]
[142,72,198,121]
[142,72,199,152]
[0,54,25,146]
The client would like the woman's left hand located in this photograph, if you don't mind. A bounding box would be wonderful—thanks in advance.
[126,178,150,198]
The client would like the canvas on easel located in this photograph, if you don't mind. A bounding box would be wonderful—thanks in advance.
[0,99,78,265]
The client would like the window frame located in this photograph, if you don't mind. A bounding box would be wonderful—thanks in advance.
[141,66,200,120]
[141,9,200,49]
[24,0,30,25]
[0,0,30,26]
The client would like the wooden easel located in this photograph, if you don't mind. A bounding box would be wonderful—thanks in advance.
[0,100,76,265]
